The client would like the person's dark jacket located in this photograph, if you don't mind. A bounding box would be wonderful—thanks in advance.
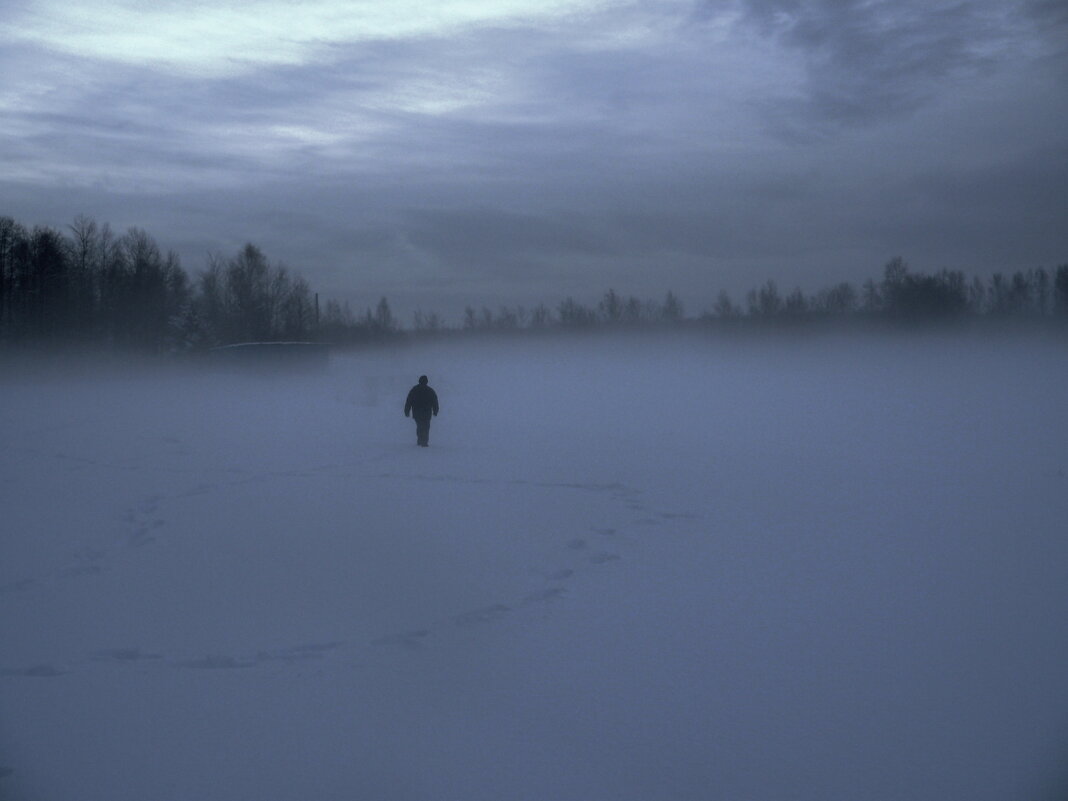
[404,384,439,421]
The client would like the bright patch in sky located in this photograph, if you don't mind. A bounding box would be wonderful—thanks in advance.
[11,0,618,74]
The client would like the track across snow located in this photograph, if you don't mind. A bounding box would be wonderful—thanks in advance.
[2,332,1067,800]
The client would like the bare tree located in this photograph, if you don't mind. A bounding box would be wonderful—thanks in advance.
[712,290,740,320]
[413,309,445,333]
[747,280,783,318]
[784,288,807,316]
[1055,265,1068,317]
[660,291,684,321]
[599,288,623,323]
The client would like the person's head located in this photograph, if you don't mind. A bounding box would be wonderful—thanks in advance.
[418,375,428,385]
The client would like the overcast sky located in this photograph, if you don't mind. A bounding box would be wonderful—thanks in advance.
[3,0,1067,319]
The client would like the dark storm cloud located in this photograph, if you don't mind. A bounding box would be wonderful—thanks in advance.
[1024,0,1068,33]
[730,0,1051,128]
[403,208,618,265]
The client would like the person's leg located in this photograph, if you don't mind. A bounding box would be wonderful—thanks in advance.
[416,417,430,446]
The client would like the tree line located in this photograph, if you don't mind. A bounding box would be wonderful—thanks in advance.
[702,257,1068,326]
[2,215,1066,352]
[413,256,1068,336]
[0,216,326,351]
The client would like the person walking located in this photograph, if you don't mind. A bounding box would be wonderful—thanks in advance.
[404,375,439,447]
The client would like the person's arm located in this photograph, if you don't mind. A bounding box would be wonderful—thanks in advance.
[404,389,412,417]
[432,390,439,416]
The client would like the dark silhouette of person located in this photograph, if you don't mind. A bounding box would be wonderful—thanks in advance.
[404,375,439,447]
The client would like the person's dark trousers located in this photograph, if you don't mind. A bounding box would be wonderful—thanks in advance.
[414,415,431,446]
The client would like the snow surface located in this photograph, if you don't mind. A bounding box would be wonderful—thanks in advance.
[2,332,1067,801]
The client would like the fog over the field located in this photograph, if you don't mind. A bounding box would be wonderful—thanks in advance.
[2,332,1067,800]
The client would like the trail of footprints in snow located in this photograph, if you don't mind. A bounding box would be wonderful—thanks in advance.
[0,501,165,595]
[1,472,697,676]
[0,474,297,594]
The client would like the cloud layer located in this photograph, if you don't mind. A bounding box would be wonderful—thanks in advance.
[2,0,1066,318]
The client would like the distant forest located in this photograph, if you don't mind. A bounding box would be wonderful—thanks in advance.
[2,214,1066,352]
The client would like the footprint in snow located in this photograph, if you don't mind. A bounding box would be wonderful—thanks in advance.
[175,655,256,670]
[59,564,104,579]
[588,552,621,565]
[257,642,343,662]
[140,496,163,514]
[455,604,511,627]
[177,483,215,498]
[93,648,163,663]
[1,664,65,678]
[128,530,157,548]
[371,630,431,650]
[0,578,37,595]
[521,587,566,605]
[659,511,698,520]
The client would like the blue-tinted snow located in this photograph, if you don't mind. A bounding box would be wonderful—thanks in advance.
[1,332,1067,800]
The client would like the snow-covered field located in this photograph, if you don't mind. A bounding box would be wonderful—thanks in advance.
[2,331,1067,801]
